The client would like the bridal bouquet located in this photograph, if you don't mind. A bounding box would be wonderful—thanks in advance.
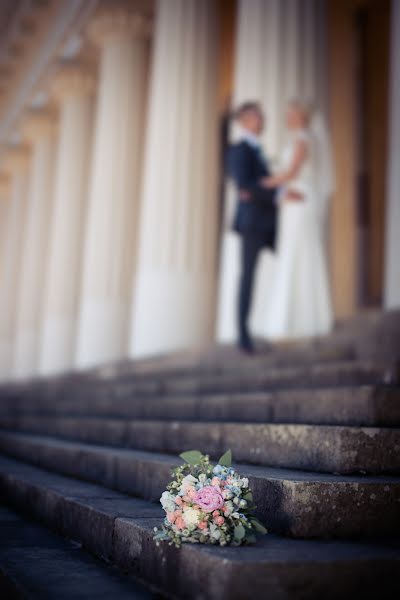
[153,449,267,548]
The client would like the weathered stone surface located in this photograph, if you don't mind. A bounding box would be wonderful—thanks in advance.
[0,311,399,599]
[1,385,399,428]
[0,506,154,599]
[1,416,398,474]
[0,456,399,600]
[57,360,398,402]
[0,433,399,539]
[59,496,162,560]
[1,359,399,413]
[113,517,400,600]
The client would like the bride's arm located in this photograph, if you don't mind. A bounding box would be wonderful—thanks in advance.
[261,138,308,188]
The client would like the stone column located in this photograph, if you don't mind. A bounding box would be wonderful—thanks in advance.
[39,64,95,376]
[14,112,57,378]
[0,148,30,380]
[384,0,400,308]
[130,0,219,358]
[75,2,151,368]
[0,175,11,280]
[0,174,11,377]
[216,0,326,342]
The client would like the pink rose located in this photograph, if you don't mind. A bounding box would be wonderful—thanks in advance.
[214,516,225,526]
[211,477,221,487]
[167,512,176,523]
[175,496,183,506]
[187,487,197,500]
[198,521,208,530]
[175,516,186,530]
[212,510,220,518]
[194,486,224,513]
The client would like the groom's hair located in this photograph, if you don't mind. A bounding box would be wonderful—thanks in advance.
[233,101,262,121]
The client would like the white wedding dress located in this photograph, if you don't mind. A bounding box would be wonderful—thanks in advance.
[263,127,333,340]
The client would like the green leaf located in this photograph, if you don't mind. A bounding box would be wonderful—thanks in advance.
[243,492,253,501]
[234,523,246,541]
[218,449,232,467]
[250,519,268,535]
[179,450,204,465]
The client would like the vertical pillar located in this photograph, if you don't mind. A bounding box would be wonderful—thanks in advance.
[0,148,30,379]
[130,0,219,357]
[0,174,11,377]
[75,1,151,368]
[14,111,57,378]
[0,175,11,284]
[384,0,400,308]
[39,64,95,375]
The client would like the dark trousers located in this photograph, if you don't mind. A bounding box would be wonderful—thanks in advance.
[238,232,265,347]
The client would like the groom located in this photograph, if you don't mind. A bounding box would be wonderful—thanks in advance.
[226,102,278,354]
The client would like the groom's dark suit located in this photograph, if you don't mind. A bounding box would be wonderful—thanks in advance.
[227,140,278,349]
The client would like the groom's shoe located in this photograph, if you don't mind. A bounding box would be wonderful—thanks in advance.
[238,337,255,355]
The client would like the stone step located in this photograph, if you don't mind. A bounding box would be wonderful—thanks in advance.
[1,384,399,428]
[0,431,398,540]
[87,339,356,380]
[0,455,399,600]
[148,360,399,396]
[1,359,398,410]
[0,505,156,600]
[1,415,399,474]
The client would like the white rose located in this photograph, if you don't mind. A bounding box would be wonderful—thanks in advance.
[181,474,198,493]
[209,524,222,540]
[160,491,176,513]
[183,507,201,528]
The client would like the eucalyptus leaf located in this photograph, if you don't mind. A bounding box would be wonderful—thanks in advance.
[243,492,253,501]
[218,449,232,467]
[179,450,204,465]
[251,519,268,534]
[234,523,246,541]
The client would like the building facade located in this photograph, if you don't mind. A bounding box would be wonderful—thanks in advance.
[0,0,399,380]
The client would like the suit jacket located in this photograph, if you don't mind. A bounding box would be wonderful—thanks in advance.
[226,140,278,250]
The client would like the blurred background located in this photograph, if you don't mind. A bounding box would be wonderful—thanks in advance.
[0,0,398,381]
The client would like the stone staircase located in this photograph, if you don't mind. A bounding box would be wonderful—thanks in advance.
[0,310,400,599]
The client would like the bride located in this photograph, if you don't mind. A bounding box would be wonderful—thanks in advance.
[261,99,334,339]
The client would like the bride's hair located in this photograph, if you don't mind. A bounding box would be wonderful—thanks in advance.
[287,98,315,121]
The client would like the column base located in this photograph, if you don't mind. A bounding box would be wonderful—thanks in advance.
[39,315,77,376]
[130,269,215,358]
[75,299,128,369]
[0,340,13,381]
[13,329,38,378]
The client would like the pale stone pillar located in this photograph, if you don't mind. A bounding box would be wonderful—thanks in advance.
[384,0,400,308]
[75,2,151,368]
[0,175,11,281]
[0,174,12,377]
[0,148,30,379]
[14,112,57,378]
[217,0,326,343]
[39,64,95,375]
[130,0,219,358]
